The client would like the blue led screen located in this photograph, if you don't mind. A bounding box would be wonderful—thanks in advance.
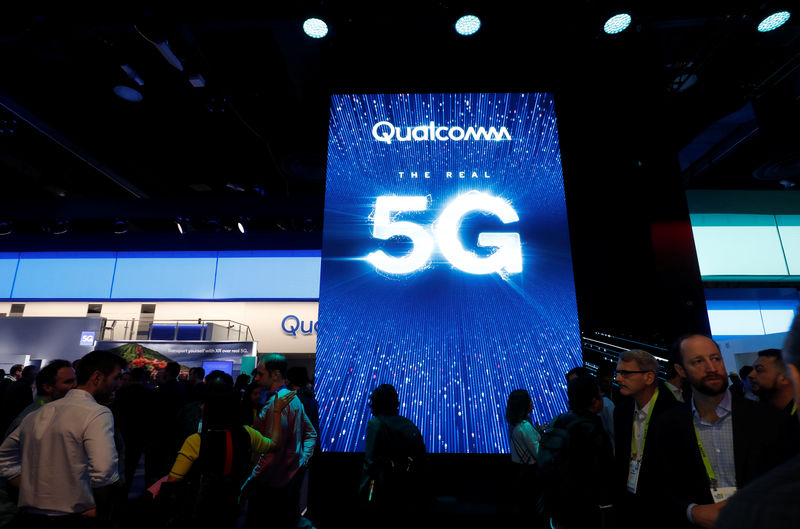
[111,252,217,299]
[13,252,117,299]
[316,93,581,453]
[0,253,19,299]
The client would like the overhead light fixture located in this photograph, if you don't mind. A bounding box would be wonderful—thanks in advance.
[114,85,143,103]
[175,217,185,235]
[226,182,246,192]
[455,15,481,36]
[0,221,11,236]
[758,11,791,32]
[153,40,184,71]
[189,74,206,88]
[113,219,129,234]
[604,13,632,34]
[48,219,68,235]
[120,64,144,86]
[237,217,248,234]
[303,18,329,38]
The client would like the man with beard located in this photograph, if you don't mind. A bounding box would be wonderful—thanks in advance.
[0,350,125,526]
[714,316,800,528]
[749,349,796,416]
[651,334,794,529]
[4,360,76,439]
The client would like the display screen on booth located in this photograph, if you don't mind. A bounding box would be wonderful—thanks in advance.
[317,93,581,453]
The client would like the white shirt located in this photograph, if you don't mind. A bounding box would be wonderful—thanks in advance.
[249,387,317,488]
[632,393,655,459]
[509,420,541,465]
[665,381,684,403]
[0,389,119,515]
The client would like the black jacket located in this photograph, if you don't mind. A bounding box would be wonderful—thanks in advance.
[613,384,680,497]
[651,393,796,528]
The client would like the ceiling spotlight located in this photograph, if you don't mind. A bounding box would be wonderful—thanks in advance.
[758,11,791,32]
[0,221,11,236]
[114,85,143,102]
[50,219,68,235]
[455,15,481,36]
[237,217,248,234]
[604,13,632,34]
[303,18,329,38]
[113,219,129,234]
[175,217,185,235]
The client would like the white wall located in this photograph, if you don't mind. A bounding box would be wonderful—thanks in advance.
[717,332,787,372]
[0,301,319,354]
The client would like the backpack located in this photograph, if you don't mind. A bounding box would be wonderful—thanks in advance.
[362,415,427,510]
[156,427,252,529]
[536,413,592,518]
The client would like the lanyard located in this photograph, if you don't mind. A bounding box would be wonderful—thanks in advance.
[631,388,659,460]
[666,383,682,402]
[791,402,797,416]
[692,421,718,488]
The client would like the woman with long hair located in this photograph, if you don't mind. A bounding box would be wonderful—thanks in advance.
[505,389,541,520]
[161,371,295,528]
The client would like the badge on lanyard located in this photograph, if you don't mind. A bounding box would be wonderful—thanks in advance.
[710,486,737,503]
[626,457,641,493]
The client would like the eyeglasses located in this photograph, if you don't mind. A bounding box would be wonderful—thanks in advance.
[614,370,654,378]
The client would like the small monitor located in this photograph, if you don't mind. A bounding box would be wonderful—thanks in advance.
[201,360,233,376]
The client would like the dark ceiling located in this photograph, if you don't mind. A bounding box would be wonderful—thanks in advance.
[0,4,798,249]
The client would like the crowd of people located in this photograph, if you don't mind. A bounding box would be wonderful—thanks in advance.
[1,321,800,529]
[504,330,800,528]
[0,353,319,529]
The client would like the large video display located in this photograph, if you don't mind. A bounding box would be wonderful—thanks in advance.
[316,93,581,453]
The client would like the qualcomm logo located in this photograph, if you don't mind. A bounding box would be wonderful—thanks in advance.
[372,121,511,144]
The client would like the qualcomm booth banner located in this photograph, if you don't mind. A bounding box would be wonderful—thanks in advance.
[95,341,255,376]
[317,93,581,454]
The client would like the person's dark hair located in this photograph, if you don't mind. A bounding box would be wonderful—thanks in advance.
[10,364,22,377]
[739,365,754,379]
[260,353,288,376]
[567,376,601,414]
[234,373,250,394]
[505,389,532,426]
[190,366,206,380]
[757,348,786,374]
[286,366,310,388]
[202,370,238,430]
[21,365,38,383]
[243,382,261,403]
[130,367,148,383]
[369,384,400,416]
[36,360,72,395]
[76,350,126,385]
[784,313,800,369]
[165,361,180,379]
[670,333,720,367]
[0,369,5,377]
[565,366,592,383]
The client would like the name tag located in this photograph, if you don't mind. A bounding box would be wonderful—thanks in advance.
[626,458,641,493]
[711,486,737,503]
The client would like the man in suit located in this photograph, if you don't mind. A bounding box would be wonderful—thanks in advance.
[613,349,679,528]
[651,334,794,529]
[715,315,800,527]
